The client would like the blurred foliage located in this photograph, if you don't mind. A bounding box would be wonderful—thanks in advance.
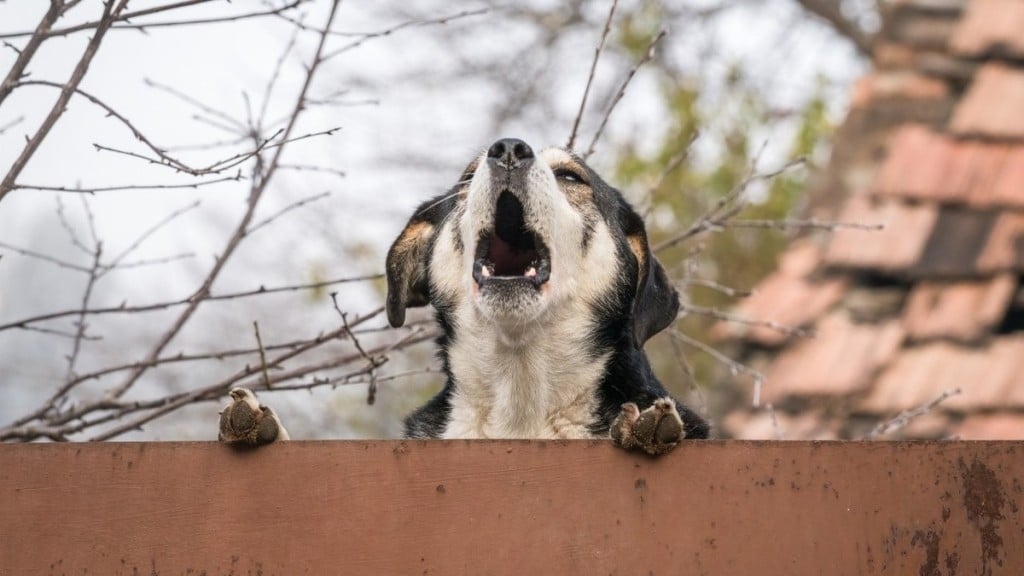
[610,31,836,403]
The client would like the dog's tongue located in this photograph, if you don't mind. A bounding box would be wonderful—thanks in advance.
[489,234,535,276]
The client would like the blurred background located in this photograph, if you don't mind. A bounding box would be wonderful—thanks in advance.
[0,0,878,440]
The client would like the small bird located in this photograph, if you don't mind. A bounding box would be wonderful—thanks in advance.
[218,388,289,446]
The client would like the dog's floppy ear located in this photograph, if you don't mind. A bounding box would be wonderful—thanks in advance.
[385,194,451,327]
[620,204,679,348]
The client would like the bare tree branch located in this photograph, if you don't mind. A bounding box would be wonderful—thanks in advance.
[12,177,240,194]
[0,115,25,135]
[0,1,308,40]
[0,273,382,333]
[0,0,131,203]
[863,388,962,440]
[0,1,62,107]
[566,0,618,150]
[583,28,667,160]
[104,0,343,402]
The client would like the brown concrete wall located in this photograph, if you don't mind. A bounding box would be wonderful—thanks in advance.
[0,440,1021,575]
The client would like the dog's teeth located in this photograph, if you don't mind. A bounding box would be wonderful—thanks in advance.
[525,267,537,278]
[482,266,491,277]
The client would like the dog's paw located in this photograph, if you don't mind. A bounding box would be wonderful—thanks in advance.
[610,397,685,456]
[218,388,290,446]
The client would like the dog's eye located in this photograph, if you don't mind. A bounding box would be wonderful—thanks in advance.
[554,168,585,184]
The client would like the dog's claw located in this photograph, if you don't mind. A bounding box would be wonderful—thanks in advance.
[218,388,290,446]
[610,397,685,456]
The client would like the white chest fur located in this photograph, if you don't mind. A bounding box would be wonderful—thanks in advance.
[442,322,609,439]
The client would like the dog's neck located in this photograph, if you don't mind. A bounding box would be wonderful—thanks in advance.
[440,309,611,439]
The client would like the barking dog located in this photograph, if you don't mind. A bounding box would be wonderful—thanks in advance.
[220,138,709,454]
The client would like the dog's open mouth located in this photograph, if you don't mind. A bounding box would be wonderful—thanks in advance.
[473,191,551,288]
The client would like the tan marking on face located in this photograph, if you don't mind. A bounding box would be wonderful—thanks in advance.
[539,148,594,213]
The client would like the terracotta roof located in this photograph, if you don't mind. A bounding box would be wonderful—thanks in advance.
[950,64,1024,139]
[956,413,1024,439]
[850,72,949,109]
[950,0,1024,59]
[823,195,937,272]
[860,336,1024,412]
[763,313,904,402]
[902,274,1016,342]
[873,125,1024,207]
[723,409,838,441]
[976,211,1024,271]
[721,0,1024,440]
[710,241,846,346]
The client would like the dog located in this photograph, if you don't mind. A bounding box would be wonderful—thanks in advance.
[219,138,710,454]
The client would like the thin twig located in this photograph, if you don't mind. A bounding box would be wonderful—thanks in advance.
[640,134,696,217]
[60,319,432,387]
[332,292,384,405]
[0,2,62,107]
[0,0,131,203]
[144,77,246,132]
[5,314,432,442]
[766,403,783,440]
[680,302,814,339]
[247,191,330,236]
[105,0,343,401]
[669,328,766,407]
[566,0,618,150]
[320,8,488,61]
[258,12,303,132]
[583,28,667,160]
[253,321,272,389]
[14,323,102,341]
[666,325,707,417]
[86,305,399,441]
[0,241,92,272]
[682,277,753,298]
[0,1,306,40]
[277,163,347,178]
[0,274,383,333]
[863,388,962,440]
[0,115,26,136]
[64,236,102,382]
[653,155,806,253]
[13,176,240,194]
[55,197,92,256]
[724,218,884,232]
[105,200,201,270]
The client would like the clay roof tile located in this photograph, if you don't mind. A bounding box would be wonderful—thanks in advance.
[955,413,1024,439]
[763,313,905,402]
[862,336,1024,412]
[950,0,1024,59]
[951,63,1024,140]
[874,125,1024,207]
[712,241,846,346]
[824,196,938,272]
[977,211,1024,272]
[902,273,1016,342]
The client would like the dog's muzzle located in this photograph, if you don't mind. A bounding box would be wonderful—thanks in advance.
[472,139,552,291]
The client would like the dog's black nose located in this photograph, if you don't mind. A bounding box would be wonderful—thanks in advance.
[487,138,533,169]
